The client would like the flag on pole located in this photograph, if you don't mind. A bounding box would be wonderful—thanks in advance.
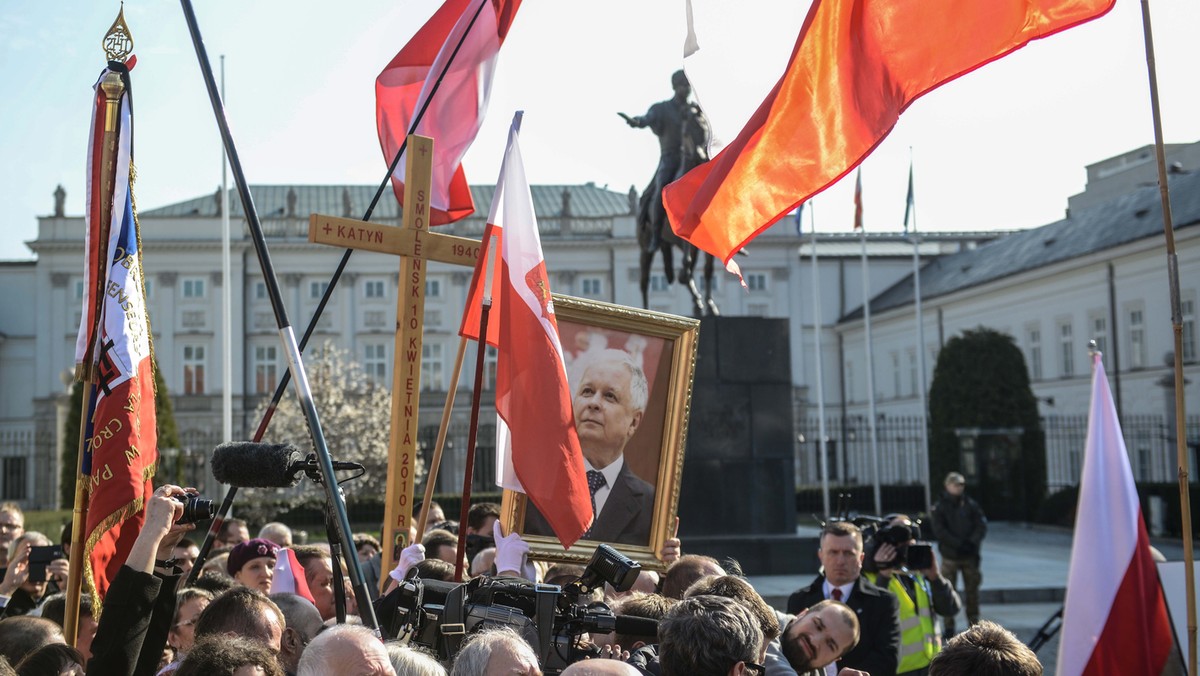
[74,64,158,604]
[376,0,522,225]
[903,160,915,234]
[853,169,863,232]
[458,222,502,347]
[663,0,1114,264]
[488,112,592,548]
[1058,353,1183,676]
[270,548,316,605]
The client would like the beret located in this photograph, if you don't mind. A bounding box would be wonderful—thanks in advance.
[227,537,280,576]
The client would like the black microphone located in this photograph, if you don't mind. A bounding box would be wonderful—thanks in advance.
[613,614,660,637]
[211,442,366,488]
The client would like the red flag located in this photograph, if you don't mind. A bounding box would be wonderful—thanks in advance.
[74,64,157,605]
[376,0,522,225]
[1058,353,1183,675]
[853,169,863,232]
[491,113,591,548]
[663,0,1114,263]
[457,222,502,347]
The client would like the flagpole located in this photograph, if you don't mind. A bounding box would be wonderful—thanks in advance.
[1139,1,1196,670]
[907,155,932,511]
[414,336,468,545]
[856,171,883,515]
[810,206,831,520]
[454,300,492,582]
[220,55,233,448]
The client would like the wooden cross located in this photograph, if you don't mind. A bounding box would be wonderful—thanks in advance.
[307,134,483,580]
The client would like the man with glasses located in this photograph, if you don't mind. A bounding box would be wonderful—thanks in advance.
[0,503,25,569]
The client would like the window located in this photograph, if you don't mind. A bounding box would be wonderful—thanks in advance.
[908,349,918,397]
[183,344,206,394]
[182,278,206,299]
[891,352,901,398]
[309,281,329,300]
[426,309,443,329]
[364,310,387,329]
[253,345,278,395]
[483,345,498,390]
[1027,327,1042,381]
[746,273,768,292]
[74,280,85,300]
[581,277,603,296]
[364,343,388,382]
[1183,298,1196,362]
[1091,314,1108,358]
[2,457,26,500]
[1059,322,1074,377]
[650,274,670,292]
[426,279,441,298]
[1130,308,1147,368]
[364,280,385,299]
[254,282,267,300]
[143,278,154,300]
[422,343,444,391]
[182,311,206,329]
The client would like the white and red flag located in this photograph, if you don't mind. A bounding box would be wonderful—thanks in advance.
[476,112,592,548]
[74,63,158,604]
[376,0,521,225]
[1058,353,1183,675]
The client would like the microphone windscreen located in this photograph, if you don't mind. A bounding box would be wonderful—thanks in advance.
[613,614,660,638]
[211,441,303,488]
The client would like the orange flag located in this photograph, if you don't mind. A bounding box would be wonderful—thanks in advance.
[664,0,1115,263]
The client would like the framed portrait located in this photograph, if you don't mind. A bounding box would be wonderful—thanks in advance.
[500,294,700,571]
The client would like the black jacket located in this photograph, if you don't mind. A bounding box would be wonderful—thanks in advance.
[86,566,180,676]
[930,492,988,560]
[785,575,901,676]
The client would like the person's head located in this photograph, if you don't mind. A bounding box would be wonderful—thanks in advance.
[173,538,201,578]
[228,538,279,594]
[422,529,459,565]
[192,570,236,596]
[660,554,725,599]
[605,569,660,600]
[413,558,456,582]
[297,623,394,676]
[194,587,285,654]
[928,620,1043,676]
[354,533,382,564]
[7,532,52,602]
[384,642,445,676]
[420,501,446,525]
[169,588,214,656]
[945,471,966,497]
[217,518,250,548]
[12,643,84,676]
[684,575,780,654]
[448,627,540,676]
[258,522,294,548]
[466,503,501,536]
[818,521,864,587]
[610,592,675,649]
[269,593,324,675]
[39,593,97,664]
[177,635,285,676]
[658,594,763,676]
[292,545,342,621]
[779,600,859,671]
[0,504,24,564]
[670,69,690,98]
[0,617,65,667]
[572,349,648,463]
[470,547,497,577]
[561,661,641,675]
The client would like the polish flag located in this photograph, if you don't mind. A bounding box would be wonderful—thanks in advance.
[376,0,522,225]
[270,548,316,605]
[489,112,591,548]
[1058,353,1184,675]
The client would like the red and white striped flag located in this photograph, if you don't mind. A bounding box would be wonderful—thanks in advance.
[376,0,521,225]
[74,63,158,604]
[1058,353,1183,675]
[270,548,316,605]
[487,112,592,548]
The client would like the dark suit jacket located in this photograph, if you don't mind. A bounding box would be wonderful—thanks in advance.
[525,460,655,546]
[785,574,901,676]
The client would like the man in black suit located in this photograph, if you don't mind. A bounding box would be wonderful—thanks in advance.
[525,349,655,545]
[786,521,901,676]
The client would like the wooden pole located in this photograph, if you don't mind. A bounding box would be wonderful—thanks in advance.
[454,301,492,582]
[414,336,469,547]
[1138,1,1196,671]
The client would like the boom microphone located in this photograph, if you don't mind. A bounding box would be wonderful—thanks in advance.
[211,442,368,488]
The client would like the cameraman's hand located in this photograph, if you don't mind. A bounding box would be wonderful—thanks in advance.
[493,521,536,581]
[920,550,941,580]
[127,484,188,574]
[0,541,31,596]
[873,542,897,569]
[47,557,70,589]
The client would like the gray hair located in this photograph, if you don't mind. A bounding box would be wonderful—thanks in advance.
[269,592,323,641]
[449,627,538,676]
[580,349,649,412]
[658,594,763,676]
[258,522,294,547]
[385,641,447,676]
[297,624,392,676]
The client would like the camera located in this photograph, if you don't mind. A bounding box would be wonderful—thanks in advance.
[861,518,934,571]
[27,545,65,583]
[375,543,644,674]
[172,493,216,524]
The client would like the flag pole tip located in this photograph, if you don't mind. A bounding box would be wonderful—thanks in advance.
[102,4,134,61]
[1087,339,1099,357]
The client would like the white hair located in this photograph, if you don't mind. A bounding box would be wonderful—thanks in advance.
[579,348,649,412]
[297,623,391,676]
[385,641,446,676]
[449,627,538,676]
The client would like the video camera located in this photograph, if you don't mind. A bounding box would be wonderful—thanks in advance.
[375,543,652,674]
[859,516,934,572]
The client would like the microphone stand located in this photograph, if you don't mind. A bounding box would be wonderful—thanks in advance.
[181,0,490,598]
[302,463,353,623]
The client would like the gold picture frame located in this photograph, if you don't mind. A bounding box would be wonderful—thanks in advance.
[500,294,700,572]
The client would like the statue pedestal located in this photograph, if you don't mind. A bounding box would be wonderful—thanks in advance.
[677,317,816,575]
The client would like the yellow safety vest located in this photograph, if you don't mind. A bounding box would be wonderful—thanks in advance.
[866,571,940,673]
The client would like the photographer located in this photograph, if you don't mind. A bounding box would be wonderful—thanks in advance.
[863,515,961,676]
[0,533,65,618]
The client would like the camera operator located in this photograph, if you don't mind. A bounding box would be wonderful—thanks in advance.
[863,515,961,676]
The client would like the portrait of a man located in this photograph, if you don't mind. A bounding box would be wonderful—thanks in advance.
[524,347,658,545]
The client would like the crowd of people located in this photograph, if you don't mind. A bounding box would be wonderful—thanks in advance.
[0,470,1038,676]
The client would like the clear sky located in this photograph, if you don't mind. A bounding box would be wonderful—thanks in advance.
[3,0,1200,262]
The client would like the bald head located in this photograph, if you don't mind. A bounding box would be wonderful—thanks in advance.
[297,624,394,676]
[562,660,642,675]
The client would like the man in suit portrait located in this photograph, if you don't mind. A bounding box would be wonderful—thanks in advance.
[786,521,901,676]
[526,348,656,545]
